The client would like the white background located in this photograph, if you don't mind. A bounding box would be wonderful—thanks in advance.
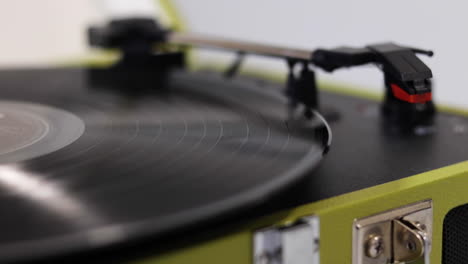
[0,0,466,108]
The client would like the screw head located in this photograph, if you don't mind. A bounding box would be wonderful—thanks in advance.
[406,239,417,252]
[366,235,384,258]
[414,221,427,231]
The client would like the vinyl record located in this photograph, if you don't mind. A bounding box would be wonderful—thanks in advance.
[0,68,330,262]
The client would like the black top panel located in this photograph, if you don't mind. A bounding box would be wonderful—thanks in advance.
[269,88,468,208]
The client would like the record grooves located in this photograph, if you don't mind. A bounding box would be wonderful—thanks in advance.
[0,68,330,262]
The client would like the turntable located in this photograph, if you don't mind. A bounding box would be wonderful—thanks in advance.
[0,2,467,264]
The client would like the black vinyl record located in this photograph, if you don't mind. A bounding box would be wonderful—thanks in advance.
[0,68,330,262]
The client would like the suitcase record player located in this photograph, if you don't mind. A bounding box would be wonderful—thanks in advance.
[0,1,467,264]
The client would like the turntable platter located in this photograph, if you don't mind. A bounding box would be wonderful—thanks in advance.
[0,68,329,262]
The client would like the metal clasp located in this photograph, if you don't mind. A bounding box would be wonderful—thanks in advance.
[353,200,432,264]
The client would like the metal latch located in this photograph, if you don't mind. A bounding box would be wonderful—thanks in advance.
[353,200,432,264]
[253,216,320,264]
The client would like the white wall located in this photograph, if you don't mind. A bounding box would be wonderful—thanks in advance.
[0,0,466,108]
[0,1,100,66]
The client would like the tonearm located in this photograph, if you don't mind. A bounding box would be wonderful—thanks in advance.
[89,18,435,133]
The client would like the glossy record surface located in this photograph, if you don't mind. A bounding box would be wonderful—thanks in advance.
[0,68,329,261]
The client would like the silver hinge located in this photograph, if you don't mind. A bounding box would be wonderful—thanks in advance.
[253,215,320,264]
[353,200,433,264]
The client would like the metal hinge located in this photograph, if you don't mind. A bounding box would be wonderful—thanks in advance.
[253,216,320,264]
[353,200,433,264]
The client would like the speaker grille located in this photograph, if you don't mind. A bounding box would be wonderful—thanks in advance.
[443,204,468,264]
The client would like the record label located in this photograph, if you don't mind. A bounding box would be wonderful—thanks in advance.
[0,101,85,163]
